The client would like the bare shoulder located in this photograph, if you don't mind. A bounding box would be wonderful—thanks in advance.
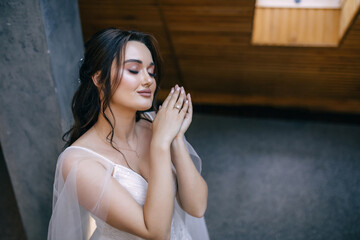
[70,127,99,149]
[60,133,109,180]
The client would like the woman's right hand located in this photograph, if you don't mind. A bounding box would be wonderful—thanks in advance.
[152,85,189,148]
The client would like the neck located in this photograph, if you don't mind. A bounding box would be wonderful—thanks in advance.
[94,105,138,146]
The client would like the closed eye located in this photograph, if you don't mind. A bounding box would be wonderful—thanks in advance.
[128,69,156,77]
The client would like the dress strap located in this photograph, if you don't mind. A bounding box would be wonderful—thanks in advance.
[66,146,116,166]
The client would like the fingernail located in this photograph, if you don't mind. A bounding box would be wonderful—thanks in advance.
[181,88,184,94]
[171,87,174,93]
[176,86,180,91]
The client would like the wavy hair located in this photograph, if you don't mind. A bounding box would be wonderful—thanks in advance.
[63,28,162,148]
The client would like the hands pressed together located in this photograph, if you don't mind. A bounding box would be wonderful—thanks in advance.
[152,84,193,147]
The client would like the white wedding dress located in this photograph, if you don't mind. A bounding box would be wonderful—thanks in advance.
[48,111,209,240]
[70,146,192,240]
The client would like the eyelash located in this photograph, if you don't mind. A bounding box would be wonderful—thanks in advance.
[128,70,156,77]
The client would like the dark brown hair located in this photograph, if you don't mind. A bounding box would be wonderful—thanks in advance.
[63,28,162,148]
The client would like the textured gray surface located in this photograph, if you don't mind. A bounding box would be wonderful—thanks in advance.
[186,113,360,240]
[0,0,82,239]
[0,145,26,240]
[40,0,83,132]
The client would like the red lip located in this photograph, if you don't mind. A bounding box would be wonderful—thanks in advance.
[137,89,152,94]
[137,89,152,98]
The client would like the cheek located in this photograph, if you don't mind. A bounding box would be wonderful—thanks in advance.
[119,72,140,90]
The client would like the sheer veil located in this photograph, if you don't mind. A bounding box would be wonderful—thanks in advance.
[47,111,209,239]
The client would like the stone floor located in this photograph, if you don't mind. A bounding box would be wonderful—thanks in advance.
[186,113,360,240]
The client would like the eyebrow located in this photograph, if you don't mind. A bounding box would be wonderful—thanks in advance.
[124,59,154,66]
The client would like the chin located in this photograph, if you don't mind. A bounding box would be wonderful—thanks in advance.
[130,94,154,111]
[138,97,154,111]
[137,103,153,111]
[137,107,151,112]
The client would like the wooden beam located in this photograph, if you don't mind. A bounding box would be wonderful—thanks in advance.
[338,0,360,41]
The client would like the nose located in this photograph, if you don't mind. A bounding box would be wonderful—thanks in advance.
[142,71,154,86]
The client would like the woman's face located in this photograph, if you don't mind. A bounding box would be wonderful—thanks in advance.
[110,40,157,111]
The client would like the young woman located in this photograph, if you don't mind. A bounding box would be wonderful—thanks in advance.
[48,28,209,240]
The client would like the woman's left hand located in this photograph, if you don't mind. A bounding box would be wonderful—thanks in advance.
[175,86,193,139]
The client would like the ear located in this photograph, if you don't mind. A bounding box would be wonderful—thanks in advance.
[92,71,101,87]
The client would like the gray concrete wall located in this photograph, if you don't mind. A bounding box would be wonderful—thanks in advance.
[40,0,83,132]
[0,144,27,239]
[0,0,83,239]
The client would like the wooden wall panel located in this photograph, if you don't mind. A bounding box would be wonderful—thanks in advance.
[252,8,339,46]
[79,0,360,114]
[78,0,180,89]
[339,0,360,39]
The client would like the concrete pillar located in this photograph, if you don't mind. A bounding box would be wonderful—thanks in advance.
[0,0,83,239]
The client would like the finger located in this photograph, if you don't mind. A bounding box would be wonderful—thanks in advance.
[181,87,186,97]
[187,93,193,116]
[168,85,181,109]
[180,98,189,117]
[182,96,192,124]
[161,87,175,108]
[174,87,186,111]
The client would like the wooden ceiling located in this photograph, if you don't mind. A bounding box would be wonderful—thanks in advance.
[78,0,360,114]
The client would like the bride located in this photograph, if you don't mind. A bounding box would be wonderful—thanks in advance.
[47,28,209,240]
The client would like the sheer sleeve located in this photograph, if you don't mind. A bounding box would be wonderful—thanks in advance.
[176,136,209,240]
[48,147,114,240]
